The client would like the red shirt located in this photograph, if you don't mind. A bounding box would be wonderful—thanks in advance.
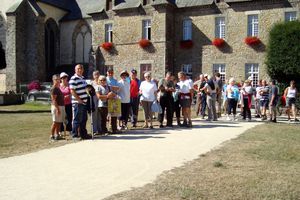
[130,78,139,98]
[60,85,72,105]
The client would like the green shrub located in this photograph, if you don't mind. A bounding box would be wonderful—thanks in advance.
[266,21,300,84]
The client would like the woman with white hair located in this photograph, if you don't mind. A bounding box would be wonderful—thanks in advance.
[226,77,239,121]
[139,72,158,128]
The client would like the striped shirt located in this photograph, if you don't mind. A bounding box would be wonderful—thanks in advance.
[69,74,88,104]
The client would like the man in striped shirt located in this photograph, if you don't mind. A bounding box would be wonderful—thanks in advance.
[69,64,91,139]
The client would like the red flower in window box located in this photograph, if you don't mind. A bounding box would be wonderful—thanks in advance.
[212,38,225,47]
[244,36,261,45]
[101,42,113,51]
[180,40,193,49]
[139,39,151,48]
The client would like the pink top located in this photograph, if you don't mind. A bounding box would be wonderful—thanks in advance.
[60,85,71,105]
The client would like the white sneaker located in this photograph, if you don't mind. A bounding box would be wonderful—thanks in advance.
[226,116,231,121]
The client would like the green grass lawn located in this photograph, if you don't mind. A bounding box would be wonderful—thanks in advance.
[0,101,50,111]
[104,124,300,200]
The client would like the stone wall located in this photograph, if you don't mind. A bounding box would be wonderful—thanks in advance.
[92,5,170,80]
[173,1,300,82]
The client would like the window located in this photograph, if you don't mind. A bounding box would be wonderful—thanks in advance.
[285,11,297,22]
[213,64,226,82]
[143,0,151,5]
[215,17,225,39]
[106,0,112,10]
[105,23,113,43]
[182,64,192,79]
[247,14,259,37]
[183,19,192,40]
[142,20,151,40]
[245,63,259,87]
[140,64,152,80]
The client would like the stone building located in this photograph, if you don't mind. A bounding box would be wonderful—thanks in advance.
[0,0,299,93]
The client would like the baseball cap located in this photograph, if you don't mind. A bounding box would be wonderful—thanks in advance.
[60,72,68,78]
[204,74,208,77]
[131,69,137,74]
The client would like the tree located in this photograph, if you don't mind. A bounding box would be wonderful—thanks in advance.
[266,21,300,83]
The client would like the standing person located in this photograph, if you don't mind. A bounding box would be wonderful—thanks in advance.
[106,67,120,134]
[201,75,218,121]
[259,80,269,121]
[172,76,181,126]
[91,70,101,134]
[241,80,253,121]
[118,70,131,129]
[193,74,204,117]
[254,79,263,118]
[226,78,239,121]
[50,74,65,141]
[129,69,141,127]
[158,71,175,128]
[96,75,116,134]
[139,72,157,129]
[69,64,91,139]
[269,80,279,123]
[284,80,298,122]
[215,72,223,118]
[177,71,193,127]
[199,74,208,119]
[222,79,228,115]
[59,72,72,135]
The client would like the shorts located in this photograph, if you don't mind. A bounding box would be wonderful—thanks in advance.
[51,105,66,123]
[260,99,269,108]
[286,97,296,107]
[180,99,191,108]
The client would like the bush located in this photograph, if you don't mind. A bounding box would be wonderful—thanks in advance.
[266,21,300,84]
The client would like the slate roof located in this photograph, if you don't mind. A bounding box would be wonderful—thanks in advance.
[175,0,214,8]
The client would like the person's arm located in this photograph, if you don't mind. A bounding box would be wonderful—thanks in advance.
[51,93,60,115]
[284,87,288,98]
[70,89,84,104]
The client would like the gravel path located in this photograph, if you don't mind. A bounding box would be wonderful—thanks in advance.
[0,119,259,200]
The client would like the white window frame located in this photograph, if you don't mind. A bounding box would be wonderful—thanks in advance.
[245,63,259,87]
[105,23,113,43]
[182,64,192,78]
[285,11,297,22]
[142,20,151,40]
[215,17,225,39]
[247,14,259,37]
[183,19,192,40]
[213,64,226,82]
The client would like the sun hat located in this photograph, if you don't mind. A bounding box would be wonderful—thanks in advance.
[120,70,129,77]
[60,72,68,78]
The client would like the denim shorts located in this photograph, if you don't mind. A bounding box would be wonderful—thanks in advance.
[260,99,269,108]
[286,97,296,107]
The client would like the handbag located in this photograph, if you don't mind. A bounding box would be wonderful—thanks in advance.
[151,100,162,114]
[108,96,121,117]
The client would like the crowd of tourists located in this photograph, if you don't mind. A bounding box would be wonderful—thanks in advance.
[48,64,298,141]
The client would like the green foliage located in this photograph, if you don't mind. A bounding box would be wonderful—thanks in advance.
[266,21,300,83]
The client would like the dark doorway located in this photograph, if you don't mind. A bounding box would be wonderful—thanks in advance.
[0,41,6,70]
[45,19,59,81]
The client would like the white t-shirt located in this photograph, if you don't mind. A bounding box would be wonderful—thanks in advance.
[178,80,192,94]
[140,81,158,102]
[118,79,130,103]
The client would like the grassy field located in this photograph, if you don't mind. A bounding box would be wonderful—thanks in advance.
[0,101,50,111]
[104,124,300,200]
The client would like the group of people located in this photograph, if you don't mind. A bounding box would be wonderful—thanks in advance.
[49,63,298,140]
[194,74,298,123]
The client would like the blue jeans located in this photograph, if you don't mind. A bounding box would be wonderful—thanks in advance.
[200,94,207,117]
[72,103,88,138]
[130,97,140,125]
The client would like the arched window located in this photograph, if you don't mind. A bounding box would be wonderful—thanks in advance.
[73,22,92,64]
[45,18,59,74]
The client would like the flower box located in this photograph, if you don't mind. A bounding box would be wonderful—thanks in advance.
[101,42,113,51]
[180,40,193,49]
[139,39,151,48]
[244,36,260,45]
[212,38,225,47]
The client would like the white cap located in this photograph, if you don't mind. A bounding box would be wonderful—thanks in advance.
[60,72,68,78]
[204,74,208,78]
[248,76,253,81]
